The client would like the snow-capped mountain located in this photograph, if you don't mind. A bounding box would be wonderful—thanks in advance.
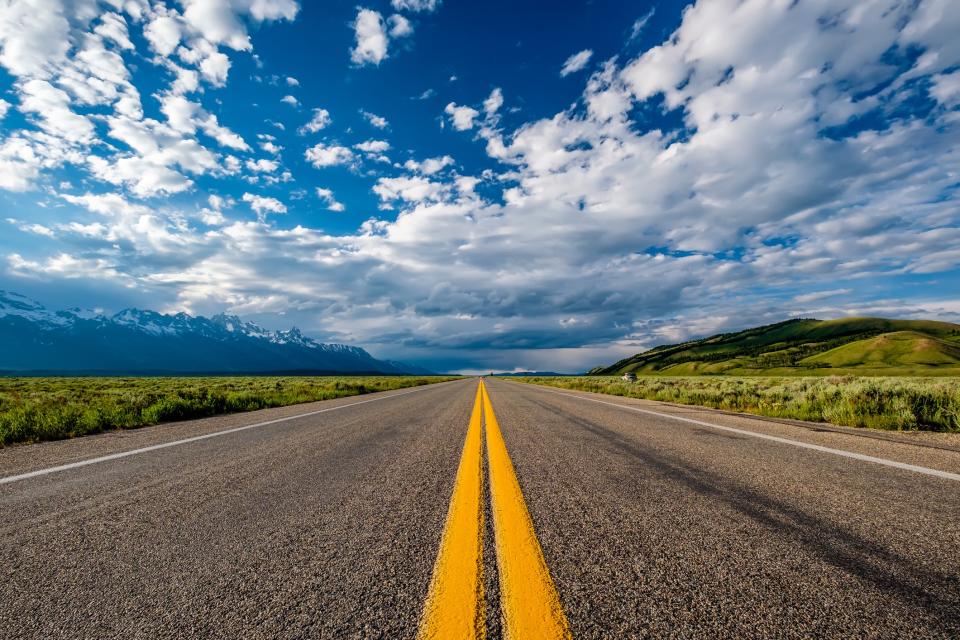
[0,291,432,375]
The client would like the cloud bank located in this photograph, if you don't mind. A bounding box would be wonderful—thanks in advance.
[1,0,959,372]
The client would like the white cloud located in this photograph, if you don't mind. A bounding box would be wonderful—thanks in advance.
[160,94,249,150]
[19,79,95,143]
[305,142,355,168]
[144,14,182,57]
[388,14,413,38]
[373,175,445,204]
[281,94,299,106]
[9,252,131,283]
[245,158,279,172]
[0,0,70,77]
[14,221,55,237]
[199,50,231,86]
[286,76,299,86]
[299,107,331,134]
[793,289,853,304]
[483,87,503,116]
[361,109,389,128]
[259,139,282,154]
[0,99,10,120]
[444,102,480,131]
[630,8,655,41]
[180,0,298,52]
[404,155,454,175]
[242,192,287,218]
[316,187,346,212]
[354,139,390,153]
[391,0,440,12]
[0,137,42,191]
[4,0,960,373]
[95,12,134,50]
[560,49,593,76]
[931,70,960,108]
[297,109,333,135]
[350,8,388,66]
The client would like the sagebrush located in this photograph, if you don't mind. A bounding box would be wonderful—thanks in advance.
[0,376,458,446]
[515,376,960,432]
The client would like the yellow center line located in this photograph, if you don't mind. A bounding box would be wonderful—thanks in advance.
[416,382,486,640]
[481,380,572,640]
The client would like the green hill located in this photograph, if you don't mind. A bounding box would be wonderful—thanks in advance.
[589,318,960,376]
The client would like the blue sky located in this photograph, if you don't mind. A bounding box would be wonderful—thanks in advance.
[1,0,959,373]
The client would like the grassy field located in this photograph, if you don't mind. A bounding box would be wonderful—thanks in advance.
[591,317,960,377]
[514,376,960,432]
[0,376,459,446]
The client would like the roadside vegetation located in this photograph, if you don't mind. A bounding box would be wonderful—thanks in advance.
[0,376,459,446]
[515,376,960,432]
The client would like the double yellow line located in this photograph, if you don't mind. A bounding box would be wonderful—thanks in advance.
[417,380,571,640]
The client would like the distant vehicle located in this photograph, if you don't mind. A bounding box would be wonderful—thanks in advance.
[621,372,637,382]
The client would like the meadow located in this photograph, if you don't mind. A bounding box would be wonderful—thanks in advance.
[514,376,960,432]
[0,376,458,446]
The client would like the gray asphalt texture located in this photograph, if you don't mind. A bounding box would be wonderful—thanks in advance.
[2,377,958,638]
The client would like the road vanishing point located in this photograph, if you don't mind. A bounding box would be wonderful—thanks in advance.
[2,378,958,638]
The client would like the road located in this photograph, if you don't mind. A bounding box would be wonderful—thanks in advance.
[1,377,958,638]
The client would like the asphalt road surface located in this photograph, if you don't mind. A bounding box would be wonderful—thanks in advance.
[2,377,958,638]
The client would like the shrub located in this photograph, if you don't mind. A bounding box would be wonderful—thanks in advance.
[0,376,457,446]
[517,376,960,432]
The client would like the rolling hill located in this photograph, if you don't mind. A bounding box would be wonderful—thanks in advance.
[589,317,960,376]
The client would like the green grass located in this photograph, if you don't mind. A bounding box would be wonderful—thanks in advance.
[0,376,459,446]
[514,376,960,432]
[589,317,960,376]
[800,331,960,368]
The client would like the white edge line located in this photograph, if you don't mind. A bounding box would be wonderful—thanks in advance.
[520,382,960,483]
[0,382,454,486]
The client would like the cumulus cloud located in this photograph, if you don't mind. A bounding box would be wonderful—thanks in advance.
[242,192,287,218]
[304,142,355,168]
[0,0,294,199]
[350,8,388,66]
[391,0,440,12]
[4,0,960,373]
[0,0,71,77]
[373,175,445,205]
[444,102,480,131]
[354,138,390,163]
[299,107,332,134]
[483,87,503,116]
[404,155,454,175]
[258,134,282,154]
[560,49,593,76]
[316,187,345,212]
[144,14,182,56]
[160,94,250,150]
[361,109,389,129]
[281,94,299,106]
[180,0,298,51]
[245,158,279,173]
[354,139,390,153]
[388,14,413,38]
[350,7,419,67]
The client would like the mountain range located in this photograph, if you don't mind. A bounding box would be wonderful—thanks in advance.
[590,317,960,376]
[0,291,432,375]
